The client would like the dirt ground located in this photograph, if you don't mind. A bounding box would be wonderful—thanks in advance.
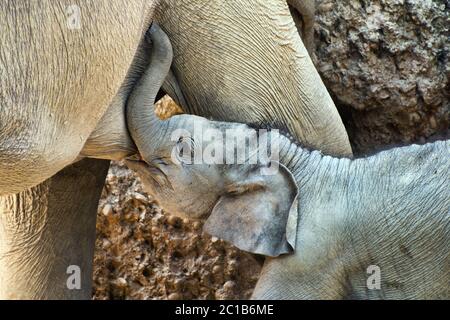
[93,1,448,299]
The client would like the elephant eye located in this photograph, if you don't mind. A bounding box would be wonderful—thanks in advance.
[175,136,196,165]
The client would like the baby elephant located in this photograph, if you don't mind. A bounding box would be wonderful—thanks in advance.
[126,24,449,299]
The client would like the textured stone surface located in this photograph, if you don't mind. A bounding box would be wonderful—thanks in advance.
[315,0,449,153]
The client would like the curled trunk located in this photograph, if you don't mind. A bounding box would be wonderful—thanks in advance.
[126,24,174,160]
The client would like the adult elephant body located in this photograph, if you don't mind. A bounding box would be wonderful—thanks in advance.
[1,0,351,196]
[0,0,351,299]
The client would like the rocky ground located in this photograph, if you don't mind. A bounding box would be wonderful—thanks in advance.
[93,1,449,299]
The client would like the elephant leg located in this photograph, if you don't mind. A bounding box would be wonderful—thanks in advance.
[287,0,316,56]
[0,158,109,299]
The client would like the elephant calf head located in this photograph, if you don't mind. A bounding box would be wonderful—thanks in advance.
[126,115,299,257]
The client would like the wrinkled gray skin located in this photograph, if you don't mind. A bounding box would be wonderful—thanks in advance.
[1,0,326,195]
[126,24,449,299]
[0,1,157,195]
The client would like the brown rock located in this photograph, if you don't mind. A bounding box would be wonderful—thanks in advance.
[101,204,113,216]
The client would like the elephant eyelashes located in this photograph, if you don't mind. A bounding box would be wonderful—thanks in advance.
[175,136,196,165]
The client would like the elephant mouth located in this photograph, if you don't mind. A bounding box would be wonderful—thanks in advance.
[127,153,144,161]
[125,158,173,191]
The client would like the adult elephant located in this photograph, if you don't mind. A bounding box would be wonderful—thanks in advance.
[0,0,351,299]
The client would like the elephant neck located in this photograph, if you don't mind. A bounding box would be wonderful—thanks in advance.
[278,134,318,178]
[276,133,350,186]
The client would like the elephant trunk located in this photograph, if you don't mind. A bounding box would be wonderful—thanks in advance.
[127,23,173,160]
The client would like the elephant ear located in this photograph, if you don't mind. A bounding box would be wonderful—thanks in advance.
[203,162,299,257]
